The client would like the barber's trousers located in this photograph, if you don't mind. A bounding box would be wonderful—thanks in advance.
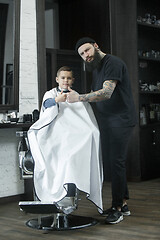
[100,126,134,208]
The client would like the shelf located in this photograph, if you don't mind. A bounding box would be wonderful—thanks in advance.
[137,21,160,31]
[138,56,160,62]
[140,122,160,128]
[139,91,160,94]
[0,123,32,129]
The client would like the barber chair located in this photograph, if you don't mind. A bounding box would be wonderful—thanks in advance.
[16,131,34,179]
[16,131,98,231]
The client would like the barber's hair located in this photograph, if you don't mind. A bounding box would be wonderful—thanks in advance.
[57,66,74,77]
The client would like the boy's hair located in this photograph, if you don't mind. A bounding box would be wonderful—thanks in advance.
[57,66,74,77]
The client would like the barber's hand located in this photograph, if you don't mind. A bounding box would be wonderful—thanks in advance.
[67,87,79,103]
[55,90,67,102]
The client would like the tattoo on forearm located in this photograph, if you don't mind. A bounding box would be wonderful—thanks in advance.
[79,80,116,102]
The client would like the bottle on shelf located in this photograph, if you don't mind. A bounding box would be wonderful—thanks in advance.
[140,104,147,125]
[155,104,160,122]
[145,13,151,24]
[149,104,156,123]
[151,15,156,24]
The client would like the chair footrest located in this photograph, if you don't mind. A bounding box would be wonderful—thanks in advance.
[19,201,62,214]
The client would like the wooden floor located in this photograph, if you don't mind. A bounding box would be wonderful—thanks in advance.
[0,178,160,240]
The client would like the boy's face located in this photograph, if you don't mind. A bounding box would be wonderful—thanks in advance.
[56,71,74,90]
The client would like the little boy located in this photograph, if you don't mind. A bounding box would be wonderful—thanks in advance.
[28,66,103,214]
[42,66,74,110]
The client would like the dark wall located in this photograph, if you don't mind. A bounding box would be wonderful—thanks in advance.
[58,0,111,53]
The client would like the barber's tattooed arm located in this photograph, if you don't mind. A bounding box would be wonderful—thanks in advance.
[79,80,117,102]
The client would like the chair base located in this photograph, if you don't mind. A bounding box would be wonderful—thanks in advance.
[19,201,98,231]
[26,214,98,231]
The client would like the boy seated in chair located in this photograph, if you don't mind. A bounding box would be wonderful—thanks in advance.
[28,66,103,214]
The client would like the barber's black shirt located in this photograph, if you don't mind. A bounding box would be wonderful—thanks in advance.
[91,54,137,128]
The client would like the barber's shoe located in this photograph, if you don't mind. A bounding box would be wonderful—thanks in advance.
[121,204,131,216]
[105,207,123,224]
[101,207,114,216]
[102,204,131,217]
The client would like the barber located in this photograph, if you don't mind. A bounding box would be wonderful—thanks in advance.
[67,37,137,224]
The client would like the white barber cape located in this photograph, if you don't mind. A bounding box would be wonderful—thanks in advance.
[28,88,103,212]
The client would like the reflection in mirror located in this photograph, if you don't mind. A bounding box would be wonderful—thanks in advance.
[0,0,20,111]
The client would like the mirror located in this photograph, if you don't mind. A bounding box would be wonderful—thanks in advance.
[0,0,20,112]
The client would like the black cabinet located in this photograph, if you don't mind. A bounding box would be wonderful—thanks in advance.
[137,0,160,179]
[140,125,160,180]
[109,0,160,180]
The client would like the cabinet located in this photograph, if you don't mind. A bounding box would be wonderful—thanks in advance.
[137,0,160,179]
[140,125,160,179]
[109,0,160,180]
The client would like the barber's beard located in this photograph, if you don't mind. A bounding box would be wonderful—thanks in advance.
[85,50,103,72]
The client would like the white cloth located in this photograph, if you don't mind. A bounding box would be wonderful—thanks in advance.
[28,88,103,212]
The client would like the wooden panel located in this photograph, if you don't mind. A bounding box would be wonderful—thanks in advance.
[109,0,140,180]
[36,0,47,106]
